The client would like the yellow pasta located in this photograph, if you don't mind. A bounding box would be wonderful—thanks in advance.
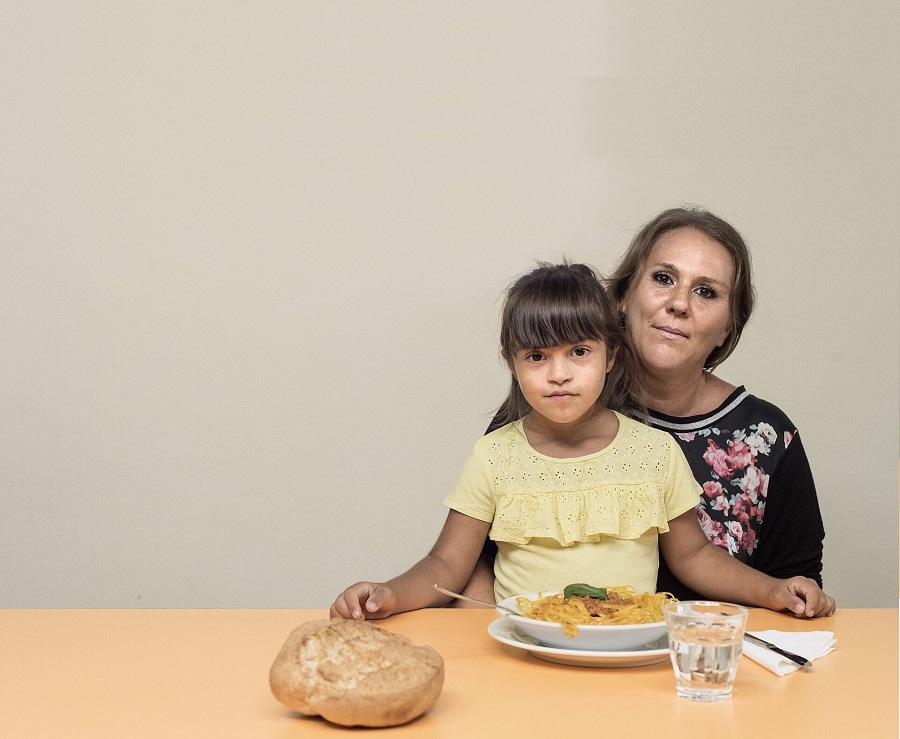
[516,586,676,637]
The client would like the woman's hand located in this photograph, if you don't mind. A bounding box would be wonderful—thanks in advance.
[765,576,837,618]
[329,581,399,620]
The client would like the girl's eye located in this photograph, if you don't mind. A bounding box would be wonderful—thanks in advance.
[651,271,673,286]
[525,352,544,362]
[572,347,590,357]
[695,286,718,299]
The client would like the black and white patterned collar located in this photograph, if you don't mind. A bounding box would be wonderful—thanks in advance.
[648,387,749,432]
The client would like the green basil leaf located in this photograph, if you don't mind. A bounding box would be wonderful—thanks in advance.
[563,583,608,600]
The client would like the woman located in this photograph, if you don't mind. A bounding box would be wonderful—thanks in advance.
[463,206,826,603]
[608,207,825,599]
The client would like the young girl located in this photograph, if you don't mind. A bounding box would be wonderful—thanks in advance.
[330,263,835,620]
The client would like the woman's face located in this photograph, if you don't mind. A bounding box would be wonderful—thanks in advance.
[622,227,735,379]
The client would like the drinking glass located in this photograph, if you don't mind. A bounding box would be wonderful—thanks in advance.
[663,600,749,702]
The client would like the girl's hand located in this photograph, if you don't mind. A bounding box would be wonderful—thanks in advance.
[329,581,398,621]
[767,576,837,618]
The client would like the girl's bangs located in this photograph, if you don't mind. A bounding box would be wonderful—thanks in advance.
[508,297,605,352]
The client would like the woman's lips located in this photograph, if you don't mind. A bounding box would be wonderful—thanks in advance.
[654,325,688,339]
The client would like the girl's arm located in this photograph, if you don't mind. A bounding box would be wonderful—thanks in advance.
[451,540,497,607]
[659,509,836,618]
[330,510,491,620]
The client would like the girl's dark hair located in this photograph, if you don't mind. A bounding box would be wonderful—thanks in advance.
[606,206,756,371]
[491,261,644,427]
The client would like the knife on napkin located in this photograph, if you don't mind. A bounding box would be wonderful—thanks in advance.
[744,632,812,668]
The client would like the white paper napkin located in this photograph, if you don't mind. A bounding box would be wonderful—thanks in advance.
[742,630,836,676]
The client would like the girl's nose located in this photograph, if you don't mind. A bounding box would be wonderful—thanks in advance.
[547,357,571,382]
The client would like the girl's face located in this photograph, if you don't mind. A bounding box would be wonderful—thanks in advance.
[622,227,734,379]
[511,339,614,426]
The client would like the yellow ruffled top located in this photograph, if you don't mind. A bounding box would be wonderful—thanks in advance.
[446,412,699,546]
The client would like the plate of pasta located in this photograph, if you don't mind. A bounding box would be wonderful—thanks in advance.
[496,585,673,651]
[487,617,670,667]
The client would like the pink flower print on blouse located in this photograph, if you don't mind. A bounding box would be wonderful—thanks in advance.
[757,422,777,445]
[702,438,754,479]
[738,521,757,552]
[725,521,744,555]
[697,507,729,549]
[702,481,730,511]
[703,440,735,478]
[702,480,725,498]
[732,491,761,522]
[711,495,730,512]
[727,439,754,469]
[738,465,769,503]
[678,419,790,561]
[744,427,774,456]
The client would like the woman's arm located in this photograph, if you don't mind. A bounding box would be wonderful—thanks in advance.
[330,510,491,620]
[750,434,825,583]
[660,509,836,618]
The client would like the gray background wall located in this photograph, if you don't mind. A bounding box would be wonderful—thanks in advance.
[2,2,897,608]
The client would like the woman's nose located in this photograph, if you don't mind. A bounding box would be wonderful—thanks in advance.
[667,285,690,314]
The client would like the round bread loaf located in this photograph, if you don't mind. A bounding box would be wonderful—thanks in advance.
[269,619,444,727]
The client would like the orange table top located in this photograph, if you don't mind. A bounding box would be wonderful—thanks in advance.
[0,607,895,737]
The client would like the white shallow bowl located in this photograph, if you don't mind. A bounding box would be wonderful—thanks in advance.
[497,591,668,651]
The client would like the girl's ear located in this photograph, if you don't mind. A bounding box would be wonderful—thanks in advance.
[606,345,618,374]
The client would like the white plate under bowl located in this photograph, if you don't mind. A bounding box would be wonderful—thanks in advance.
[497,591,668,651]
[488,616,669,668]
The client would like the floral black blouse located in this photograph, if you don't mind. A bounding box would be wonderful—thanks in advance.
[650,387,826,600]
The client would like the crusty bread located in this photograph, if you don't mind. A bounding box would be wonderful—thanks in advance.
[269,619,444,727]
